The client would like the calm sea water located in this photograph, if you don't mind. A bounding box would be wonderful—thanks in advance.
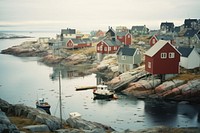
[0,31,200,131]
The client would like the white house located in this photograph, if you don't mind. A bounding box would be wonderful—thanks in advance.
[177,46,200,69]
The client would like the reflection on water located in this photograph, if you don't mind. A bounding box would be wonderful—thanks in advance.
[49,66,87,80]
[145,100,178,126]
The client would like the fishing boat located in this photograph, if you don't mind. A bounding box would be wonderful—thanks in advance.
[36,98,51,114]
[93,85,115,99]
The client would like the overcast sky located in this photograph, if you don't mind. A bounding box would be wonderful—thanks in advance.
[0,0,199,32]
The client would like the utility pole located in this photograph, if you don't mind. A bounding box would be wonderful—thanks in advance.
[59,71,62,128]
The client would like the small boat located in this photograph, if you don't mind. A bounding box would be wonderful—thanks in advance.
[36,98,51,114]
[93,85,114,99]
[69,112,81,119]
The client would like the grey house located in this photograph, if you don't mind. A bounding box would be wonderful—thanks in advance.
[117,46,142,73]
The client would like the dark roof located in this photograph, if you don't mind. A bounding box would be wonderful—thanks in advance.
[61,28,76,34]
[174,26,181,33]
[183,29,199,37]
[131,26,145,31]
[156,35,174,40]
[160,22,174,27]
[177,47,194,57]
[103,39,122,46]
[117,46,137,56]
[106,27,115,37]
[116,32,129,37]
[184,19,198,28]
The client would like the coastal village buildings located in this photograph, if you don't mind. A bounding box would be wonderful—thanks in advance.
[64,38,92,49]
[116,32,132,46]
[177,47,200,69]
[61,28,76,40]
[160,22,174,34]
[131,25,149,35]
[96,39,121,61]
[117,46,142,73]
[145,40,181,75]
[96,27,133,61]
[149,34,174,46]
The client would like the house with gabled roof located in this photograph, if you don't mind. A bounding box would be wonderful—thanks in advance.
[145,40,181,75]
[177,46,200,69]
[184,19,198,30]
[106,27,116,41]
[149,34,174,46]
[117,46,142,73]
[131,25,149,35]
[61,28,76,40]
[96,39,122,61]
[160,22,174,34]
[182,29,199,46]
[116,32,132,45]
[64,38,92,49]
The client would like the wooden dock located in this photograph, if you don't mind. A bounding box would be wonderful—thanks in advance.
[75,85,97,91]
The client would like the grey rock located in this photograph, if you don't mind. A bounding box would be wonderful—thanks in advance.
[23,124,50,132]
[66,117,114,133]
[0,109,20,133]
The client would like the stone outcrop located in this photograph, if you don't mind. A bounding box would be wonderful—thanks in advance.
[66,117,115,133]
[1,41,49,57]
[122,78,200,103]
[0,98,62,131]
[0,109,19,133]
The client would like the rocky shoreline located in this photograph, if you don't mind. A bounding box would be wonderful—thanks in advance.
[1,39,200,132]
[1,39,200,103]
[1,98,200,133]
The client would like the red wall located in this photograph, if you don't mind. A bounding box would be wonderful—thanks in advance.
[149,36,158,47]
[66,40,74,48]
[145,43,180,74]
[96,41,120,54]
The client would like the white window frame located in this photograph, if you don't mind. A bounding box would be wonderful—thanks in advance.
[161,53,167,59]
[128,35,130,38]
[148,62,151,68]
[104,47,107,51]
[100,46,102,51]
[109,47,111,51]
[97,46,100,51]
[121,55,126,60]
[169,52,175,58]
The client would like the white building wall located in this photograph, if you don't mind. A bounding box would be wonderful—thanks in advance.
[180,57,188,69]
[187,50,200,69]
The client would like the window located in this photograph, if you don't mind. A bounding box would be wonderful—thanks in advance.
[114,46,118,50]
[161,53,167,59]
[97,46,100,51]
[169,52,175,58]
[128,35,130,38]
[100,46,102,51]
[109,47,111,51]
[122,56,126,60]
[104,47,107,51]
[152,39,156,44]
[148,62,151,68]
[101,42,104,44]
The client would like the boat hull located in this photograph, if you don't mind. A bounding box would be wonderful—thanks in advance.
[36,104,51,114]
[93,92,114,99]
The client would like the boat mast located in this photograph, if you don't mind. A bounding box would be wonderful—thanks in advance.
[59,71,62,128]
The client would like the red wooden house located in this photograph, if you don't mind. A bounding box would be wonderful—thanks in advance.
[145,40,181,74]
[149,34,175,47]
[116,32,132,45]
[96,39,121,54]
[65,38,92,49]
